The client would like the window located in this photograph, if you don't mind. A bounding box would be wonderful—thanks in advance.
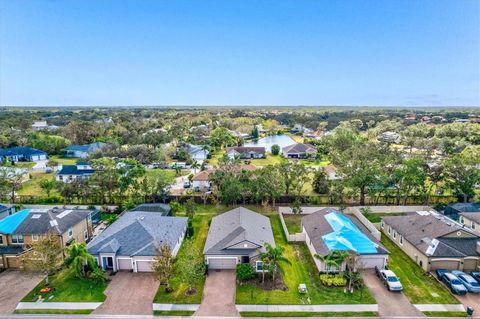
[256,261,264,272]
[472,222,476,230]
[68,227,73,238]
[12,234,24,244]
[399,235,404,245]
[393,231,397,239]
[32,234,39,241]
[84,230,88,240]
[381,221,384,229]
[387,226,391,235]
[460,217,464,224]
[0,235,3,244]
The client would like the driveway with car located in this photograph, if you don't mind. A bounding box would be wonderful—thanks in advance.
[195,270,238,317]
[0,270,43,314]
[362,269,424,317]
[93,272,159,315]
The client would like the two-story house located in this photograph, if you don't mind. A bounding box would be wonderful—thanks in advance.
[0,208,96,268]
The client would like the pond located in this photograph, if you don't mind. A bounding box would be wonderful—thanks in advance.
[244,134,296,150]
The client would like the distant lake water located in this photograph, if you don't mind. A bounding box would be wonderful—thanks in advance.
[244,134,296,150]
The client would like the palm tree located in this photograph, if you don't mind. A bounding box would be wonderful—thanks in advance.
[259,243,290,283]
[191,160,200,174]
[64,241,97,278]
[315,250,350,275]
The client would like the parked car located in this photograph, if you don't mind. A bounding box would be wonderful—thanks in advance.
[435,268,449,280]
[451,271,480,293]
[442,273,468,295]
[471,272,480,283]
[183,182,191,189]
[376,267,403,291]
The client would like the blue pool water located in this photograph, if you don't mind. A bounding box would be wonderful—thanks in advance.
[244,134,296,150]
[322,212,378,254]
[0,209,30,234]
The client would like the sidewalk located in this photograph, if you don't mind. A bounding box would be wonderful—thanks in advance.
[414,304,466,312]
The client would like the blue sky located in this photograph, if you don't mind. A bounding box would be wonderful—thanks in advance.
[1,0,479,107]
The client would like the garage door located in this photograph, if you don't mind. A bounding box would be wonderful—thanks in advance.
[360,256,386,269]
[430,260,461,271]
[117,258,132,271]
[136,260,153,272]
[207,258,237,269]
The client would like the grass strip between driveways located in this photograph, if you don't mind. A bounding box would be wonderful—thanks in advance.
[14,309,93,314]
[239,311,378,317]
[236,213,375,305]
[380,235,459,304]
[423,311,468,317]
[153,310,195,316]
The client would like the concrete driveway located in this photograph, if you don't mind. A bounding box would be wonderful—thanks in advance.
[93,272,159,315]
[362,270,424,317]
[456,294,480,313]
[195,270,239,317]
[0,270,43,314]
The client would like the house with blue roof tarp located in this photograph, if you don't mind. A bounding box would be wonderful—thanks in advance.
[64,142,107,158]
[301,208,389,273]
[0,147,47,163]
[0,207,96,268]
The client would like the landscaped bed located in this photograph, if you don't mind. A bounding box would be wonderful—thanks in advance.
[21,268,107,303]
[239,311,378,317]
[235,214,375,305]
[380,236,459,304]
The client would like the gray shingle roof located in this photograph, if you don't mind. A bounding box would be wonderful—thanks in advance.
[14,208,93,235]
[203,207,275,256]
[87,211,187,257]
[460,212,480,224]
[282,143,317,154]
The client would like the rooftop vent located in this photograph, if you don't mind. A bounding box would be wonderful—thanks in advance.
[49,220,58,227]
[31,214,42,219]
[57,210,73,219]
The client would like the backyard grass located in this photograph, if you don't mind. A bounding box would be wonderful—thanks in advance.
[153,310,195,316]
[381,235,459,304]
[423,311,467,317]
[49,155,79,165]
[21,268,107,302]
[16,172,59,197]
[286,133,304,143]
[12,162,36,169]
[153,204,229,304]
[282,214,303,234]
[236,214,375,305]
[249,155,283,166]
[361,212,406,223]
[14,309,93,314]
[240,311,378,317]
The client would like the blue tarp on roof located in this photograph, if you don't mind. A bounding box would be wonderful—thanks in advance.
[0,209,30,234]
[322,212,378,254]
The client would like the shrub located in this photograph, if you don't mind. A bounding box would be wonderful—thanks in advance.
[271,144,280,155]
[186,219,194,238]
[236,263,256,281]
[89,267,108,284]
[319,274,347,287]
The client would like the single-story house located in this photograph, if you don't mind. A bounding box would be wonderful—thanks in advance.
[31,121,59,131]
[444,203,480,221]
[64,142,107,158]
[460,212,480,234]
[302,208,388,273]
[323,164,340,180]
[382,212,480,272]
[56,160,95,183]
[378,131,401,144]
[225,146,266,159]
[203,207,275,270]
[187,144,209,163]
[282,143,317,159]
[0,207,95,268]
[88,207,187,272]
[0,147,47,163]
[192,169,215,190]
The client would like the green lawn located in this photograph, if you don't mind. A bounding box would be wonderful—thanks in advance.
[17,172,59,197]
[236,214,375,305]
[49,155,79,165]
[282,214,303,234]
[22,269,107,302]
[144,168,187,180]
[249,155,283,166]
[381,236,459,304]
[361,212,406,223]
[15,309,93,315]
[153,204,229,304]
[240,311,377,317]
[423,311,467,317]
[12,162,36,169]
[154,310,195,316]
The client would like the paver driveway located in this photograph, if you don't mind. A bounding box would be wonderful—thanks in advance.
[0,270,43,314]
[93,272,159,315]
[362,269,424,317]
[195,270,239,317]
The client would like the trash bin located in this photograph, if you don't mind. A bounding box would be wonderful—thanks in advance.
[466,306,474,316]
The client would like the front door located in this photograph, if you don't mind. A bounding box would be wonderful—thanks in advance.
[102,257,114,270]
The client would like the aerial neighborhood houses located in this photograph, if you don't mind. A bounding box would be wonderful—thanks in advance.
[382,211,480,272]
[31,120,59,131]
[64,142,107,158]
[225,146,266,159]
[0,147,47,163]
[203,207,275,270]
[87,204,187,272]
[56,160,95,182]
[0,207,96,268]
[282,143,317,159]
